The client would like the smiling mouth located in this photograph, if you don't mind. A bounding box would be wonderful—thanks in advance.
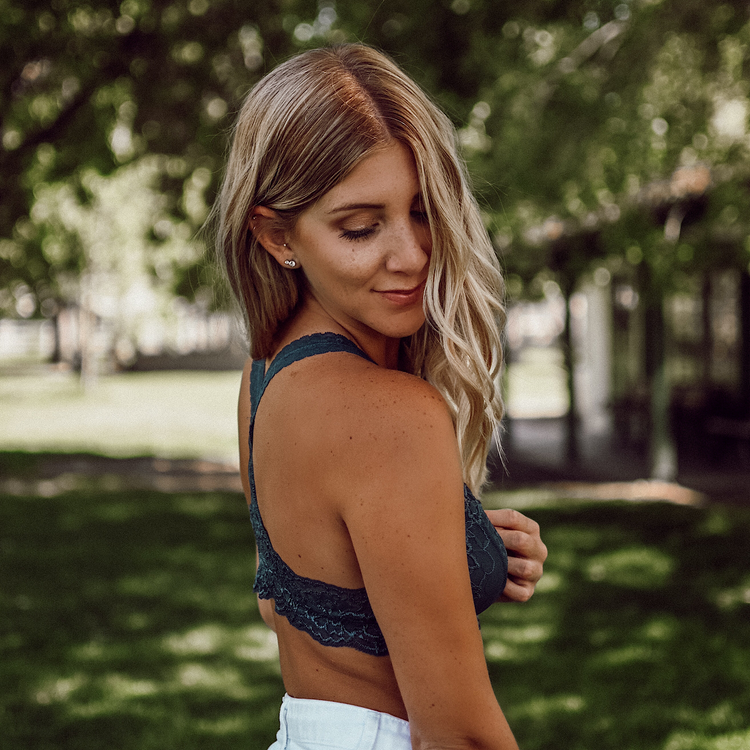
[377,280,425,295]
[382,286,419,294]
[375,280,426,305]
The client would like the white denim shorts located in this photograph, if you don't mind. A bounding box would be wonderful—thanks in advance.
[267,694,411,750]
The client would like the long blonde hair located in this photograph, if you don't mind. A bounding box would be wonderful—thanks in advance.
[216,44,504,493]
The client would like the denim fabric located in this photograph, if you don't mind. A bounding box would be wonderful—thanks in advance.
[267,695,411,750]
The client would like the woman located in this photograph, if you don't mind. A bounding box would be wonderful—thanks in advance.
[217,44,547,750]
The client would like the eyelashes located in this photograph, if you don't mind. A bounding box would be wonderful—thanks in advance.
[339,211,428,242]
[339,226,376,241]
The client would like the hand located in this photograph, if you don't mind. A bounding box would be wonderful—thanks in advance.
[486,508,547,603]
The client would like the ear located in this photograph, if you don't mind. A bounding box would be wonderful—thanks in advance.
[249,206,298,269]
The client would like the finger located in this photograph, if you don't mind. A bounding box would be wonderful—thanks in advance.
[485,508,540,535]
[497,576,536,603]
[507,555,543,585]
[494,527,548,563]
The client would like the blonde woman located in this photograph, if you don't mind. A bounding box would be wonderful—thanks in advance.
[217,44,547,750]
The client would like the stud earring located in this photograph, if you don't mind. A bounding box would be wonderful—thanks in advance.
[284,259,297,267]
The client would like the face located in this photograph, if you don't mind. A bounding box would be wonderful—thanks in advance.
[288,141,432,348]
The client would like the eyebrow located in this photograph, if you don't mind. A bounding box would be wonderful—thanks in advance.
[326,202,385,215]
[326,195,424,215]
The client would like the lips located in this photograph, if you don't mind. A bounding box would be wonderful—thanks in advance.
[375,280,426,306]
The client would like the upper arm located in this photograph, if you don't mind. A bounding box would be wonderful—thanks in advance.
[333,376,517,749]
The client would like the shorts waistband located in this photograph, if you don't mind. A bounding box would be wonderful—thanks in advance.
[277,694,410,748]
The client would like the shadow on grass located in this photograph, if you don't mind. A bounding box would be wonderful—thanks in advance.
[483,502,750,750]
[2,487,750,749]
[1,490,283,750]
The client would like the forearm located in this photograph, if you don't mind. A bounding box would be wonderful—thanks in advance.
[410,702,519,750]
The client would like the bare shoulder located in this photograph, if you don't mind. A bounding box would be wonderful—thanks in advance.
[277,352,463,511]
[301,352,454,454]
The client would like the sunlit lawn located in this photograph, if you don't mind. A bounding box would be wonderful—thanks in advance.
[0,347,567,459]
[1,489,283,750]
[2,486,750,750]
[0,368,242,463]
[504,346,569,419]
[480,499,750,750]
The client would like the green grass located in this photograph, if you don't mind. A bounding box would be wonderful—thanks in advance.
[2,487,750,750]
[1,489,282,750]
[0,369,242,463]
[3,366,749,748]
[482,502,750,750]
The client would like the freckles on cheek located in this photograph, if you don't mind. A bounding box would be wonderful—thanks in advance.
[337,254,373,282]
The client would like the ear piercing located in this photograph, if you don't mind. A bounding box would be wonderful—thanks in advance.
[281,243,297,268]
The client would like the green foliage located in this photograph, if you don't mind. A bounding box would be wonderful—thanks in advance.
[1,0,314,314]
[2,0,750,313]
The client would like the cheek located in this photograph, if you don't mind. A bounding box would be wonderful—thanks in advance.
[304,248,377,295]
[407,219,433,263]
[325,247,382,285]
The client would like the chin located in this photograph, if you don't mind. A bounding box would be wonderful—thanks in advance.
[379,316,426,341]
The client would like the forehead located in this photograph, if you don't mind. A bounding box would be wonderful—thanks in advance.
[316,141,420,209]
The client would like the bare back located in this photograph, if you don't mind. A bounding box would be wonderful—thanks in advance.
[238,350,410,718]
[238,336,518,748]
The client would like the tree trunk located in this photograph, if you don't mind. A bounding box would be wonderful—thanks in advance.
[78,272,98,391]
[701,273,712,389]
[50,310,62,364]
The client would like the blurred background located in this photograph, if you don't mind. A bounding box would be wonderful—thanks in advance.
[3,0,750,489]
[2,1,750,749]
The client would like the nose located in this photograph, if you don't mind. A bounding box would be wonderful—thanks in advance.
[385,218,431,275]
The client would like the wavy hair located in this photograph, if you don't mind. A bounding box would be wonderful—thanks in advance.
[215,44,505,494]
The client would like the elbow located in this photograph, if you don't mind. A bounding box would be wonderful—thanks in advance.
[410,717,519,750]
[411,731,518,750]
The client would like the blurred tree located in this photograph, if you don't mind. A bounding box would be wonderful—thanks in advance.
[406,0,750,478]
[0,0,314,317]
[2,0,749,470]
[4,0,749,307]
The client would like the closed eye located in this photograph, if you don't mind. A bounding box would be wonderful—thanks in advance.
[340,226,377,241]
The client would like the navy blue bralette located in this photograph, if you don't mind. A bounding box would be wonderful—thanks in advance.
[248,333,508,657]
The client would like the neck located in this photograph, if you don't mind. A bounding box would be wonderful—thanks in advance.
[274,299,402,370]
